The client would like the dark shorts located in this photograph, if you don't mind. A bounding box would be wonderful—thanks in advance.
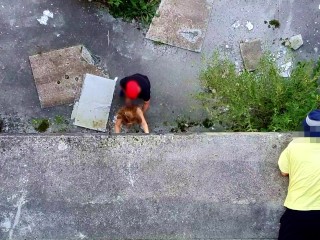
[279,208,320,240]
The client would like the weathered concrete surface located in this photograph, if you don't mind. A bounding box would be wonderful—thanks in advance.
[29,45,106,108]
[0,133,292,239]
[0,0,319,134]
[146,0,213,52]
[240,39,263,71]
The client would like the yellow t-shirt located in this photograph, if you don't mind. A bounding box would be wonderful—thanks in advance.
[278,137,320,210]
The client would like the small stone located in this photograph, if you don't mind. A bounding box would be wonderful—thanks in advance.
[287,34,303,50]
[245,21,254,31]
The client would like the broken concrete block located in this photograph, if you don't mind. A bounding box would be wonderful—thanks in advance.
[240,39,263,71]
[146,0,214,52]
[29,45,107,108]
[285,34,303,50]
[71,74,116,132]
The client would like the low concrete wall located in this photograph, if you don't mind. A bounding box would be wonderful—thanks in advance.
[0,133,292,240]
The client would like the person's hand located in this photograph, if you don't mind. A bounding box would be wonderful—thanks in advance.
[142,100,150,113]
[136,108,149,133]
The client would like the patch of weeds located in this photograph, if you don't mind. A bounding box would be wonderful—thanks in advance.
[268,19,280,28]
[198,52,320,132]
[54,115,65,125]
[202,118,215,128]
[53,115,69,132]
[313,57,320,76]
[170,117,199,133]
[32,118,50,132]
[92,0,160,26]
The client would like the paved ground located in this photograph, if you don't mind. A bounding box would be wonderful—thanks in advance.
[0,133,292,239]
[0,0,319,133]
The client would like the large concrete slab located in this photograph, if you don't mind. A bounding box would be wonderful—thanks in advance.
[0,133,292,239]
[72,74,116,132]
[146,0,214,52]
[29,45,105,108]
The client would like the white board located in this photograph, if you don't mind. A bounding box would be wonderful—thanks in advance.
[71,74,116,132]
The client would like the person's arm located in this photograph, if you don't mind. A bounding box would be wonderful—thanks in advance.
[137,108,149,133]
[114,118,122,133]
[142,100,150,113]
[278,147,290,177]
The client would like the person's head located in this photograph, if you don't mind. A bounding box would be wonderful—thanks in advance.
[125,80,141,100]
[117,106,142,127]
[303,109,320,137]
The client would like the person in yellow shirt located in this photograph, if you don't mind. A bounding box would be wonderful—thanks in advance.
[278,109,320,240]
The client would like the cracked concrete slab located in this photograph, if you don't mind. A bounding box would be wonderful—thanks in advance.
[240,39,263,71]
[29,45,105,108]
[146,0,213,52]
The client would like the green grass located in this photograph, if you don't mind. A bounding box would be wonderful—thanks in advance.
[54,115,65,125]
[269,19,280,28]
[198,53,320,132]
[32,118,50,132]
[53,115,69,132]
[94,0,160,26]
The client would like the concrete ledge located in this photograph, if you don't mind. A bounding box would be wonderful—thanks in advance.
[0,133,292,239]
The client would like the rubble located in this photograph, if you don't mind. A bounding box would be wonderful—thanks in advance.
[37,10,54,25]
[245,21,254,31]
[284,34,304,50]
[279,61,293,78]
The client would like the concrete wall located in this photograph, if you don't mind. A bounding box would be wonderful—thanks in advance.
[0,133,292,240]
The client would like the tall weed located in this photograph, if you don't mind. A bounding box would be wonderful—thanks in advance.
[95,0,160,25]
[199,54,320,132]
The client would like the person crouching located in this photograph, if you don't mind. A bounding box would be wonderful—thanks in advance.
[114,106,149,134]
